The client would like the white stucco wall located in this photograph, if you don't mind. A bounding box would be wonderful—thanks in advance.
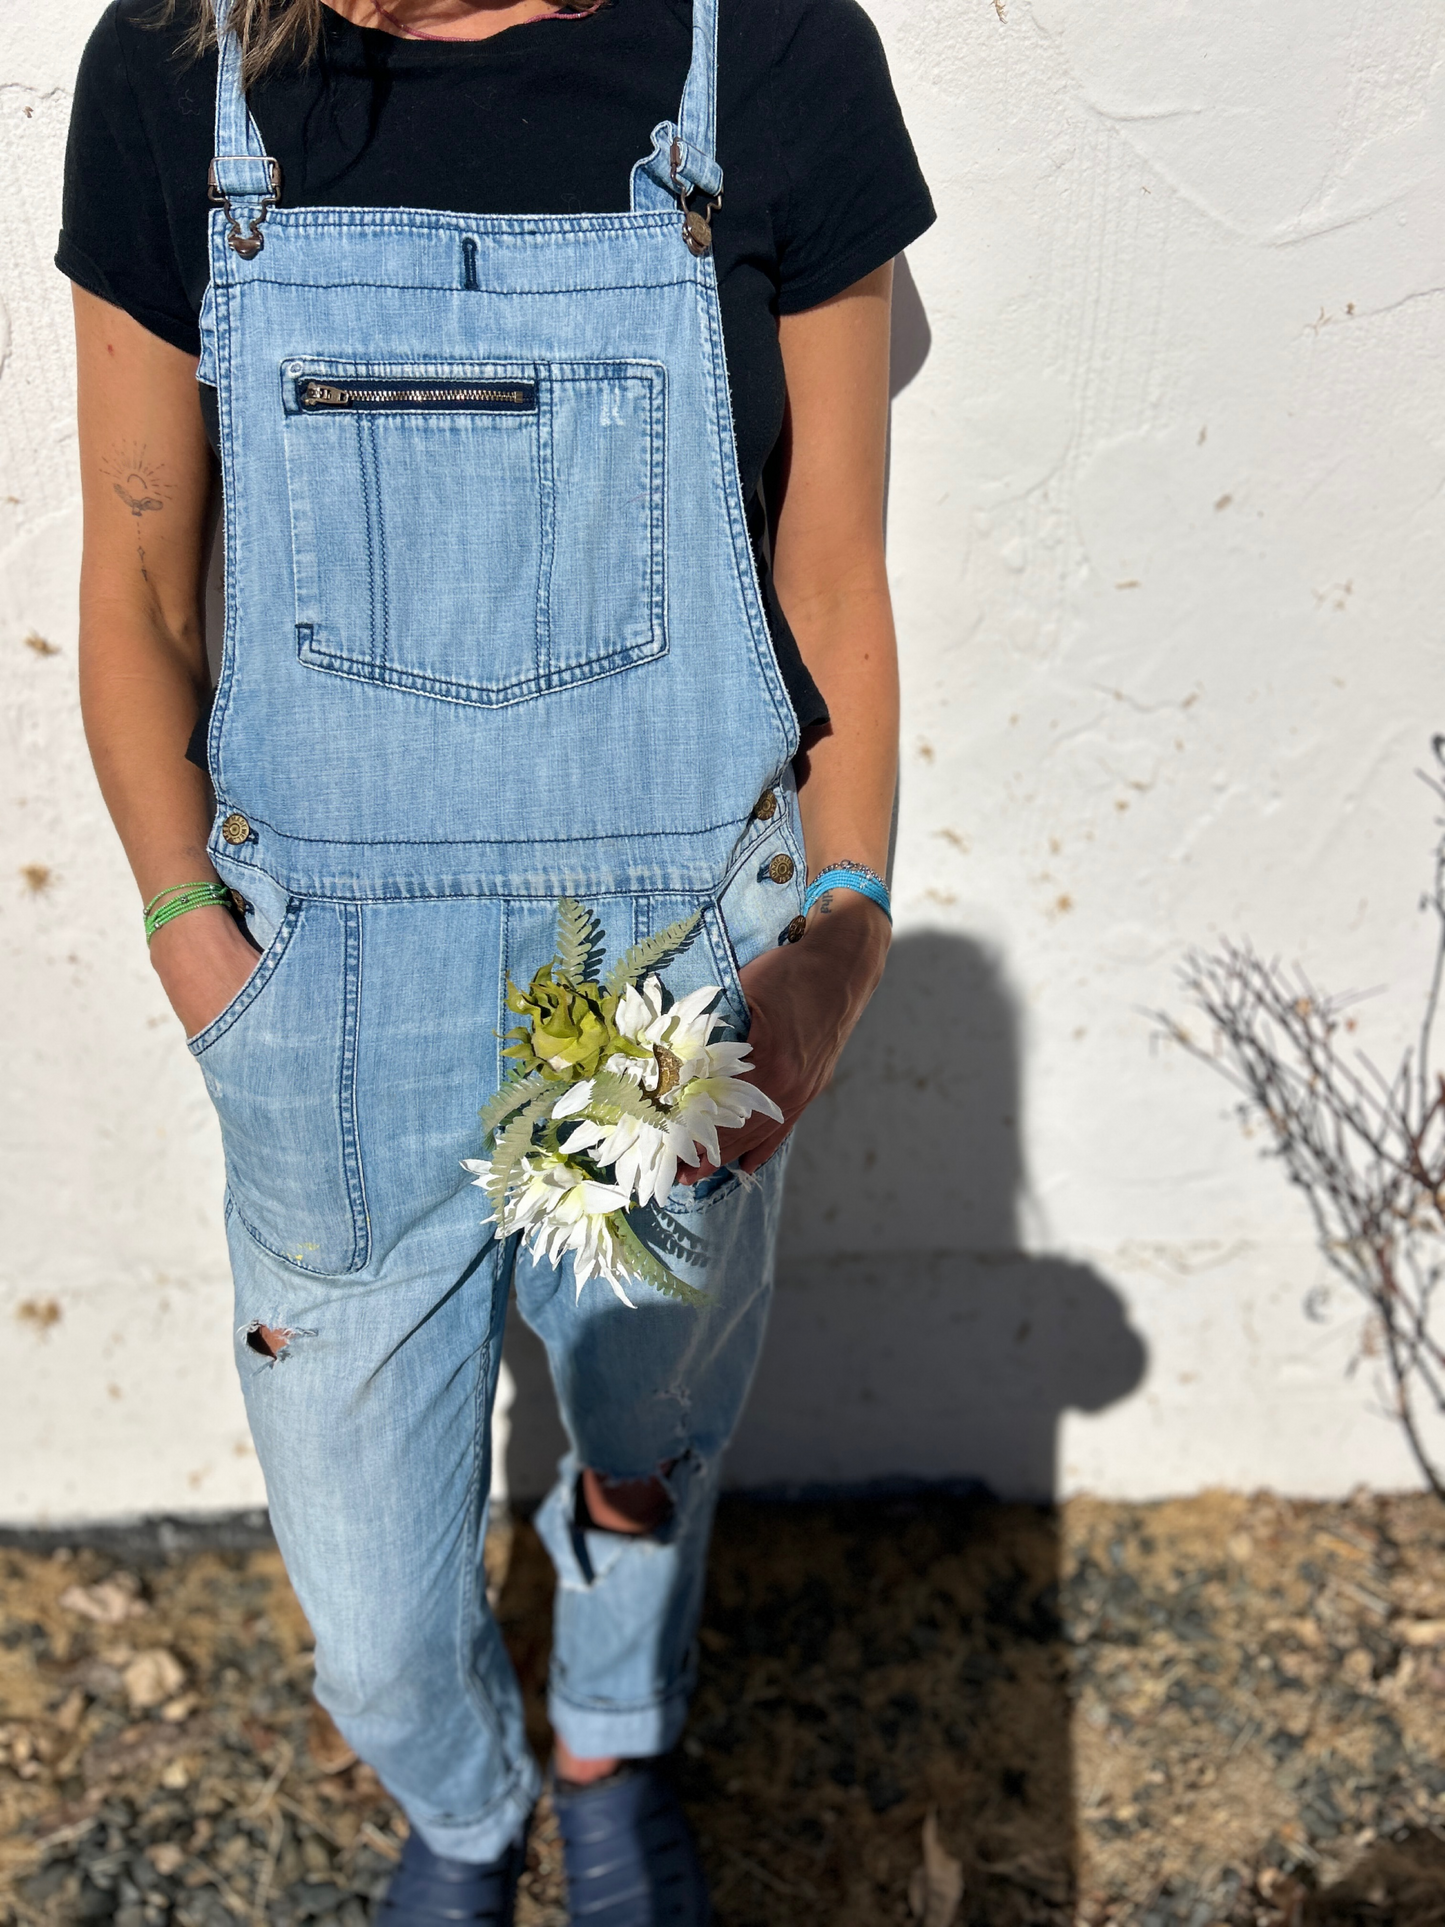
[3,0,1443,1522]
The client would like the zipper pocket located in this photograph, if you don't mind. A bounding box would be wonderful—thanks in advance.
[298,378,537,413]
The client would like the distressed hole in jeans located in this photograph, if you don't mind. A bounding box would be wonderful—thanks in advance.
[241,1320,315,1362]
[579,1463,676,1536]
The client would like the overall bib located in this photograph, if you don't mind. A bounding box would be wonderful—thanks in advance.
[192,0,807,1860]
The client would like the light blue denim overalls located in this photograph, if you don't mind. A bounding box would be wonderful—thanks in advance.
[191,0,808,1860]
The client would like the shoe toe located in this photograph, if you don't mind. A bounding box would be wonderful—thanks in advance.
[554,1764,710,1926]
[375,1827,525,1925]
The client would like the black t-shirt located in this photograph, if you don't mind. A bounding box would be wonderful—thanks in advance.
[58,0,934,731]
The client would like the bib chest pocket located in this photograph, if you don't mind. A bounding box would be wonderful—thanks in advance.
[282,360,667,708]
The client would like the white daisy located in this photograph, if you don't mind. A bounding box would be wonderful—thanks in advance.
[601,974,784,1180]
[462,1152,637,1305]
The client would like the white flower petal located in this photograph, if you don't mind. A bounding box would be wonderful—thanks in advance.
[551,1079,595,1119]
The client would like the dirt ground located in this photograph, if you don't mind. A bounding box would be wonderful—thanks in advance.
[3,1489,1445,1926]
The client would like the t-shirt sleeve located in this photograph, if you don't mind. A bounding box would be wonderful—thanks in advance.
[56,3,201,356]
[769,0,935,314]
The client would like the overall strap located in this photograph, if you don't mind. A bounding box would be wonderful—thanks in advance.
[210,0,282,255]
[630,0,724,224]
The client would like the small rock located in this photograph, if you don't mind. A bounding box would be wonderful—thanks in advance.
[1341,1646,1375,1689]
[1394,1617,1445,1646]
[123,1649,186,1714]
[60,1577,150,1626]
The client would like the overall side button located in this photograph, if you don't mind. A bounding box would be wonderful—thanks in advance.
[220,812,253,845]
[764,853,795,885]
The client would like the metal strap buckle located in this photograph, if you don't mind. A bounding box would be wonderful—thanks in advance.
[669,139,721,257]
[207,157,282,259]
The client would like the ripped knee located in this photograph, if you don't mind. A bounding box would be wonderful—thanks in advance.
[579,1463,676,1536]
[240,1320,314,1362]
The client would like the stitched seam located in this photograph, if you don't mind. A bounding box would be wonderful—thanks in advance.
[297,635,667,708]
[548,1680,693,1717]
[188,897,303,1056]
[206,276,240,798]
[702,900,747,1030]
[227,1197,355,1278]
[360,414,384,669]
[209,808,748,849]
[497,899,512,1095]
[696,266,797,748]
[652,363,667,646]
[535,373,556,683]
[284,358,665,389]
[225,276,697,296]
[217,209,678,235]
[340,904,370,1272]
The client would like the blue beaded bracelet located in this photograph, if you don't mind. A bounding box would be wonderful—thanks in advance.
[802,863,892,923]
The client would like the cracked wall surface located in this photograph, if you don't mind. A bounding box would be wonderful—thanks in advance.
[3,2,1444,1520]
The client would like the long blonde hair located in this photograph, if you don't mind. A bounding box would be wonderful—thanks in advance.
[160,0,598,89]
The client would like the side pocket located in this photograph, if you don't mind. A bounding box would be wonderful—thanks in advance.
[187,899,302,1056]
[191,899,370,1278]
[708,813,807,1031]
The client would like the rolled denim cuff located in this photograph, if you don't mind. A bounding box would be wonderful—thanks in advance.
[405,1756,540,1864]
[548,1680,693,1762]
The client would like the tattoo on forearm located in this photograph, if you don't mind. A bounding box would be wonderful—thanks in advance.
[817,890,835,915]
[102,444,170,583]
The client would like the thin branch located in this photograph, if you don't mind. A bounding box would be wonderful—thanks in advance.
[1155,776,1445,1497]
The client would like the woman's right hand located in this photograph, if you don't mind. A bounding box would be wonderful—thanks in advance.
[149,904,262,1040]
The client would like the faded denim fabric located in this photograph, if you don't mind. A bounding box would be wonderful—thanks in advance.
[193,0,804,1865]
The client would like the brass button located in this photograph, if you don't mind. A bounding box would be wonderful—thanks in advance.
[220,811,252,845]
[753,789,778,821]
[229,890,249,916]
[784,915,807,944]
[765,852,795,885]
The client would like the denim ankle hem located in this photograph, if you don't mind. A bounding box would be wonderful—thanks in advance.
[547,1685,691,1763]
[406,1758,541,1865]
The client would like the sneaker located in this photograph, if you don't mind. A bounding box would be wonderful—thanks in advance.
[553,1760,710,1925]
[374,1824,526,1925]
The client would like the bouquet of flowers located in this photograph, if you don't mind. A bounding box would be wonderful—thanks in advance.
[462,898,782,1306]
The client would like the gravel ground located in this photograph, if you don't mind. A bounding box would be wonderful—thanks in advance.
[3,1490,1445,1926]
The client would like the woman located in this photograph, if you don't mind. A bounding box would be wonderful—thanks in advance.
[62,0,932,1917]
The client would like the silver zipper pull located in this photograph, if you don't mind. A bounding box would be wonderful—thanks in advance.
[303,383,351,407]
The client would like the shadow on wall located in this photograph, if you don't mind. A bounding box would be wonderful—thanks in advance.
[728,931,1147,1497]
[889,252,932,399]
[503,931,1146,1503]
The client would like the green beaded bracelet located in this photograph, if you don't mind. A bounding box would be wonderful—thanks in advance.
[144,880,234,945]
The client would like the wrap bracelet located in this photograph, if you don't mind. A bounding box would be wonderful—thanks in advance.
[143,880,235,945]
[802,862,892,924]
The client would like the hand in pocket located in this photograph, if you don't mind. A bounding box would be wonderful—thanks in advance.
[149,903,262,1040]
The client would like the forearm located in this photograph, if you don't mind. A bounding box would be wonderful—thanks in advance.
[786,570,898,883]
[79,592,217,903]
[73,287,222,907]
[772,262,898,897]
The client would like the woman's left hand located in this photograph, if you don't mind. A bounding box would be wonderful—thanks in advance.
[678,892,890,1180]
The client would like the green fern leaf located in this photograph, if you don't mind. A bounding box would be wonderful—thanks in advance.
[479,1071,550,1144]
[578,1070,666,1127]
[613,1215,705,1305]
[554,897,605,988]
[603,910,702,998]
[484,1088,558,1217]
